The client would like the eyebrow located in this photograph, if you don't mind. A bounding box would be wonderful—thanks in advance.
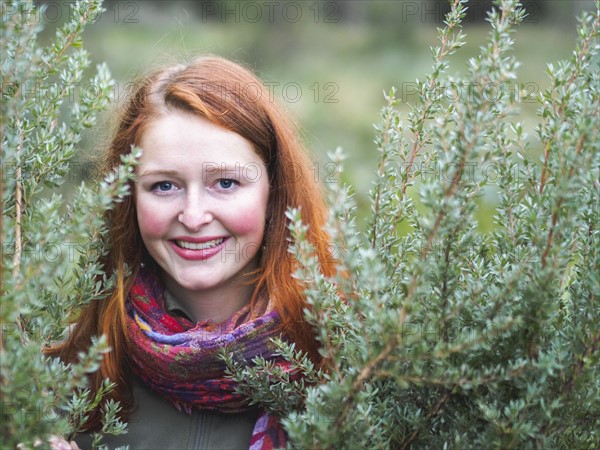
[138,169,180,178]
[138,165,245,178]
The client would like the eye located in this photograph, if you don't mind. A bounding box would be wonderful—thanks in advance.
[216,178,238,190]
[151,181,174,192]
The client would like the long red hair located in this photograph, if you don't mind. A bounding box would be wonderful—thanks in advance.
[48,56,334,430]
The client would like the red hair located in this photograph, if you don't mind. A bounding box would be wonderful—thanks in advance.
[47,56,334,430]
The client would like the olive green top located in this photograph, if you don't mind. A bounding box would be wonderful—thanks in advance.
[74,380,259,449]
[75,290,258,449]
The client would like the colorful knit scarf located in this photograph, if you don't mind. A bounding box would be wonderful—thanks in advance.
[126,268,289,450]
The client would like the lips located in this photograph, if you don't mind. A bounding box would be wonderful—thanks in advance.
[175,238,225,250]
[169,236,229,261]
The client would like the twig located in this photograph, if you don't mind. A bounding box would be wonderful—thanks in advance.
[538,12,599,196]
[371,100,395,249]
[401,0,462,197]
[540,134,585,267]
[334,310,404,432]
[399,391,452,450]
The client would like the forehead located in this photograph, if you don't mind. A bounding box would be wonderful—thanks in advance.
[138,110,260,167]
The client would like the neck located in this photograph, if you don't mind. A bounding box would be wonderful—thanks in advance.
[164,279,255,323]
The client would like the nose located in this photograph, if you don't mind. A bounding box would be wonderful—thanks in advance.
[177,190,213,231]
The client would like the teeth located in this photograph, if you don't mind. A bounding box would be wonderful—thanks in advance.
[175,238,225,250]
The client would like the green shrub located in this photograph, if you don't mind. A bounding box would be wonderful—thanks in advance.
[227,1,600,448]
[2,0,598,449]
[1,1,133,447]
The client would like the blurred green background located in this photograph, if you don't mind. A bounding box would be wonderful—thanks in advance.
[34,0,595,226]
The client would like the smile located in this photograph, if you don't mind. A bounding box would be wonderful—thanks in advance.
[169,237,229,261]
[175,238,226,250]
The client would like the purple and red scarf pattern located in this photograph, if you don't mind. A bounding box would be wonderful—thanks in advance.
[126,268,289,450]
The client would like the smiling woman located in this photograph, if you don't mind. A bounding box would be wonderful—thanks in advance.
[136,111,270,323]
[47,55,335,449]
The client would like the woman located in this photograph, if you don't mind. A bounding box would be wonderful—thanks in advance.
[50,56,334,449]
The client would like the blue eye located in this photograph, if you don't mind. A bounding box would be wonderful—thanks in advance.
[153,181,173,192]
[217,179,237,190]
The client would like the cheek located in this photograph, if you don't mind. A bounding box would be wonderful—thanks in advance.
[224,200,267,240]
[227,209,266,237]
[136,200,169,239]
[225,184,269,238]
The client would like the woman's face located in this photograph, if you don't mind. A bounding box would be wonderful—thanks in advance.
[135,109,269,307]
